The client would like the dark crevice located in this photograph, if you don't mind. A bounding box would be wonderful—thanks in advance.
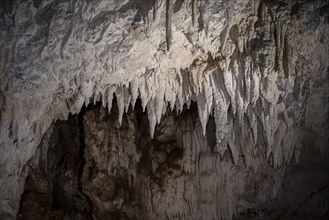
[133,0,154,24]
[282,33,289,78]
[192,0,195,26]
[206,115,216,152]
[77,107,87,193]
[76,103,102,215]
[197,1,204,33]
[173,0,184,13]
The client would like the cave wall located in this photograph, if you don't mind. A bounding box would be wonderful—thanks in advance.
[17,101,329,219]
[80,102,280,219]
[18,102,285,219]
[17,116,92,219]
[0,0,328,219]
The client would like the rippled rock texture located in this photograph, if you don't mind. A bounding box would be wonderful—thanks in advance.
[0,0,328,219]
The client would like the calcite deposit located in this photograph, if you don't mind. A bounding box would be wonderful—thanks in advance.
[0,0,328,219]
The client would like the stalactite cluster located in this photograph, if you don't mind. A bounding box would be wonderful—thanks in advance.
[0,0,328,219]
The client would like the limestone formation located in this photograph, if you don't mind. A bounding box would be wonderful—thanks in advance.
[0,0,328,219]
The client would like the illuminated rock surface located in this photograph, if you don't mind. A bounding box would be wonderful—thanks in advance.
[0,0,328,219]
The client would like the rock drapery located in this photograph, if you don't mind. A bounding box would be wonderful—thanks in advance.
[0,0,328,219]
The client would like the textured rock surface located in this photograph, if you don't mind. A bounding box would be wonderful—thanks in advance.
[17,101,329,219]
[0,0,328,219]
[236,135,329,220]
[17,117,92,219]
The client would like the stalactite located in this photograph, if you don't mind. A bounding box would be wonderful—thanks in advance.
[1,0,328,219]
[153,0,157,21]
[166,0,173,51]
[192,0,196,26]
